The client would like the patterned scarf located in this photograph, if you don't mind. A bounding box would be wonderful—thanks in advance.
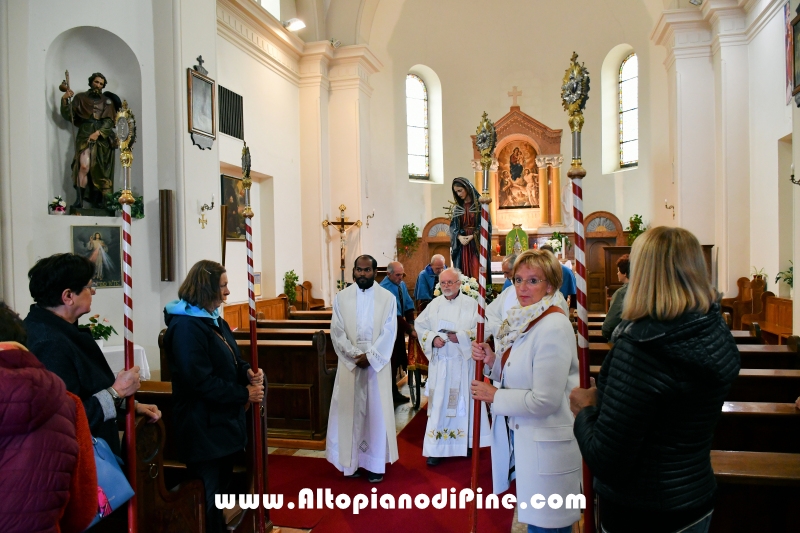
[494,291,567,356]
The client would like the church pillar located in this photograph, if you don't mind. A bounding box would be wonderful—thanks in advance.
[652,9,718,280]
[709,4,750,294]
[327,45,382,300]
[549,157,564,227]
[535,156,550,228]
[299,42,333,305]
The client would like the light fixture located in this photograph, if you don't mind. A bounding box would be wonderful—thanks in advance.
[689,0,703,6]
[282,18,306,32]
[330,38,342,49]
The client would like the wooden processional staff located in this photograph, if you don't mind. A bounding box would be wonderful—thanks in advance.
[562,52,595,533]
[469,112,497,533]
[241,143,268,532]
[115,101,138,532]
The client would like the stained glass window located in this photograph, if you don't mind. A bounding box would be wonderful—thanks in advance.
[619,53,638,168]
[406,74,429,179]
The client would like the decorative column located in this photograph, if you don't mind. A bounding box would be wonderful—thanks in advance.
[535,156,550,227]
[548,156,565,227]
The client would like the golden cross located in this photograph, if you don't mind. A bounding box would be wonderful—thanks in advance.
[322,205,362,285]
[508,86,522,107]
[199,213,208,229]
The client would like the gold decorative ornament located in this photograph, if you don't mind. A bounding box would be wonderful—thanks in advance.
[474,112,497,204]
[241,142,253,219]
[561,52,591,177]
[114,100,137,205]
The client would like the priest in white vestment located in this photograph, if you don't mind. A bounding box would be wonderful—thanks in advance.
[415,267,491,466]
[326,255,399,482]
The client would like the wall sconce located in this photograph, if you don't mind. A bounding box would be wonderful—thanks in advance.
[366,210,375,228]
[199,195,215,229]
[283,18,306,31]
[330,39,342,49]
[791,164,800,186]
[664,199,675,220]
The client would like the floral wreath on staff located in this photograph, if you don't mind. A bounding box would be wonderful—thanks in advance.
[433,273,479,299]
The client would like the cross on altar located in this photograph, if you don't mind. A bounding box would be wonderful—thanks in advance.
[322,204,362,287]
[508,86,522,106]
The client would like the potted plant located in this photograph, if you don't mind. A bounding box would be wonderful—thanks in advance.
[48,195,67,215]
[775,262,793,298]
[83,315,118,348]
[104,189,145,218]
[283,269,299,305]
[752,266,768,291]
[626,214,646,245]
[398,223,420,257]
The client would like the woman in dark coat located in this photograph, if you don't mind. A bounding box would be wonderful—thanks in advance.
[449,177,491,280]
[163,260,264,533]
[569,227,741,533]
[23,253,159,457]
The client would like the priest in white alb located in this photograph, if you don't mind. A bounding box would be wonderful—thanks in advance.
[326,255,399,483]
[415,267,491,466]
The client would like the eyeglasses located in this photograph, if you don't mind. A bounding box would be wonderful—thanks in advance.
[81,281,97,294]
[514,277,546,287]
[439,280,459,287]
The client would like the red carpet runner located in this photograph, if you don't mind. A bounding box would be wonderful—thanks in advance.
[269,409,514,532]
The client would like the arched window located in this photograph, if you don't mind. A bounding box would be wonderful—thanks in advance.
[619,53,638,168]
[406,74,429,179]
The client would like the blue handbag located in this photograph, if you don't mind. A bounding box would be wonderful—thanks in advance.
[86,437,135,529]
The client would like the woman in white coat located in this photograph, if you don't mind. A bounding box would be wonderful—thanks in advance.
[471,249,582,533]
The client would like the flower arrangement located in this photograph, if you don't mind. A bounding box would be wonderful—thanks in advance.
[48,195,67,214]
[433,273,480,300]
[84,315,118,341]
[545,231,571,253]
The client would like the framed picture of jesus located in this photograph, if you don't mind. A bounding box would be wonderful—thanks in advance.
[71,225,122,288]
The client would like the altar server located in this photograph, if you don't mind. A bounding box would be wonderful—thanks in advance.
[415,267,490,466]
[326,255,398,483]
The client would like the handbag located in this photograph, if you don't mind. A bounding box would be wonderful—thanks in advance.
[85,437,135,529]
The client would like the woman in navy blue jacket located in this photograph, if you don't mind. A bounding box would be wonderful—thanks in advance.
[163,260,264,533]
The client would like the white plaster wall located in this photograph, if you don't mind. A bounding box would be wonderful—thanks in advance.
[364,0,668,268]
[748,4,793,287]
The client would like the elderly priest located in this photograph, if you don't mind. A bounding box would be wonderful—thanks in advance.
[415,267,491,466]
[326,255,399,483]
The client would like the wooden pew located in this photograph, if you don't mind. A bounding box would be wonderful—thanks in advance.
[256,319,330,330]
[289,309,332,320]
[232,328,337,369]
[741,292,793,344]
[710,450,800,533]
[713,402,800,454]
[587,366,800,403]
[237,338,334,445]
[585,328,762,345]
[720,276,763,330]
[295,280,326,310]
[587,341,799,369]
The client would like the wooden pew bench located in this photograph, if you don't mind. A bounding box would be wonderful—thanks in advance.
[584,328,762,345]
[709,450,800,532]
[713,402,800,454]
[256,319,330,330]
[232,327,337,370]
[741,292,792,344]
[289,309,333,321]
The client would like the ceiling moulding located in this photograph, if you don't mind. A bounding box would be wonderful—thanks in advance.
[217,0,302,85]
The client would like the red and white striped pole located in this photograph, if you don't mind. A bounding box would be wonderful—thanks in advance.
[469,112,496,533]
[562,52,595,533]
[116,101,138,533]
[241,143,267,532]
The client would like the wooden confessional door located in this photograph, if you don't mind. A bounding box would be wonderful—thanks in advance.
[586,237,617,312]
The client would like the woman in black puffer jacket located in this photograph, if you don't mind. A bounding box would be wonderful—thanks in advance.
[569,227,740,533]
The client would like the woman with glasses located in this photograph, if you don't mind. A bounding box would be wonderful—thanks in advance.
[23,253,159,457]
[471,249,581,533]
[570,228,739,533]
[163,260,264,533]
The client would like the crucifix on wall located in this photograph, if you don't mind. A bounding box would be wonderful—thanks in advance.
[322,204,362,288]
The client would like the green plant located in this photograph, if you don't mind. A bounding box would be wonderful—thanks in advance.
[625,214,646,245]
[550,231,571,250]
[751,266,767,278]
[775,262,793,289]
[283,270,299,304]
[399,223,420,256]
[83,315,118,341]
[105,190,145,219]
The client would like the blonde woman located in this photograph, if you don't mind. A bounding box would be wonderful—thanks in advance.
[569,227,740,533]
[471,249,581,533]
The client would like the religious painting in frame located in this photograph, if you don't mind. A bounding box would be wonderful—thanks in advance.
[221,174,246,241]
[71,225,122,288]
[495,140,539,209]
[187,68,216,141]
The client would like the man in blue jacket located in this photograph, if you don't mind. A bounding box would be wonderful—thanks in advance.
[413,254,446,313]
[380,261,416,404]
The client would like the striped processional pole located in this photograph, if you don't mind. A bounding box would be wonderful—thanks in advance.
[469,112,496,533]
[116,101,138,533]
[562,52,595,533]
[241,143,267,532]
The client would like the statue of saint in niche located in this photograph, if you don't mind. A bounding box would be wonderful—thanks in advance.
[60,72,121,208]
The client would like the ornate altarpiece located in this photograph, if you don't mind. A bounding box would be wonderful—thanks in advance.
[470,106,564,233]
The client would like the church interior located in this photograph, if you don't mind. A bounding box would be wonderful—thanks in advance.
[1,0,799,531]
